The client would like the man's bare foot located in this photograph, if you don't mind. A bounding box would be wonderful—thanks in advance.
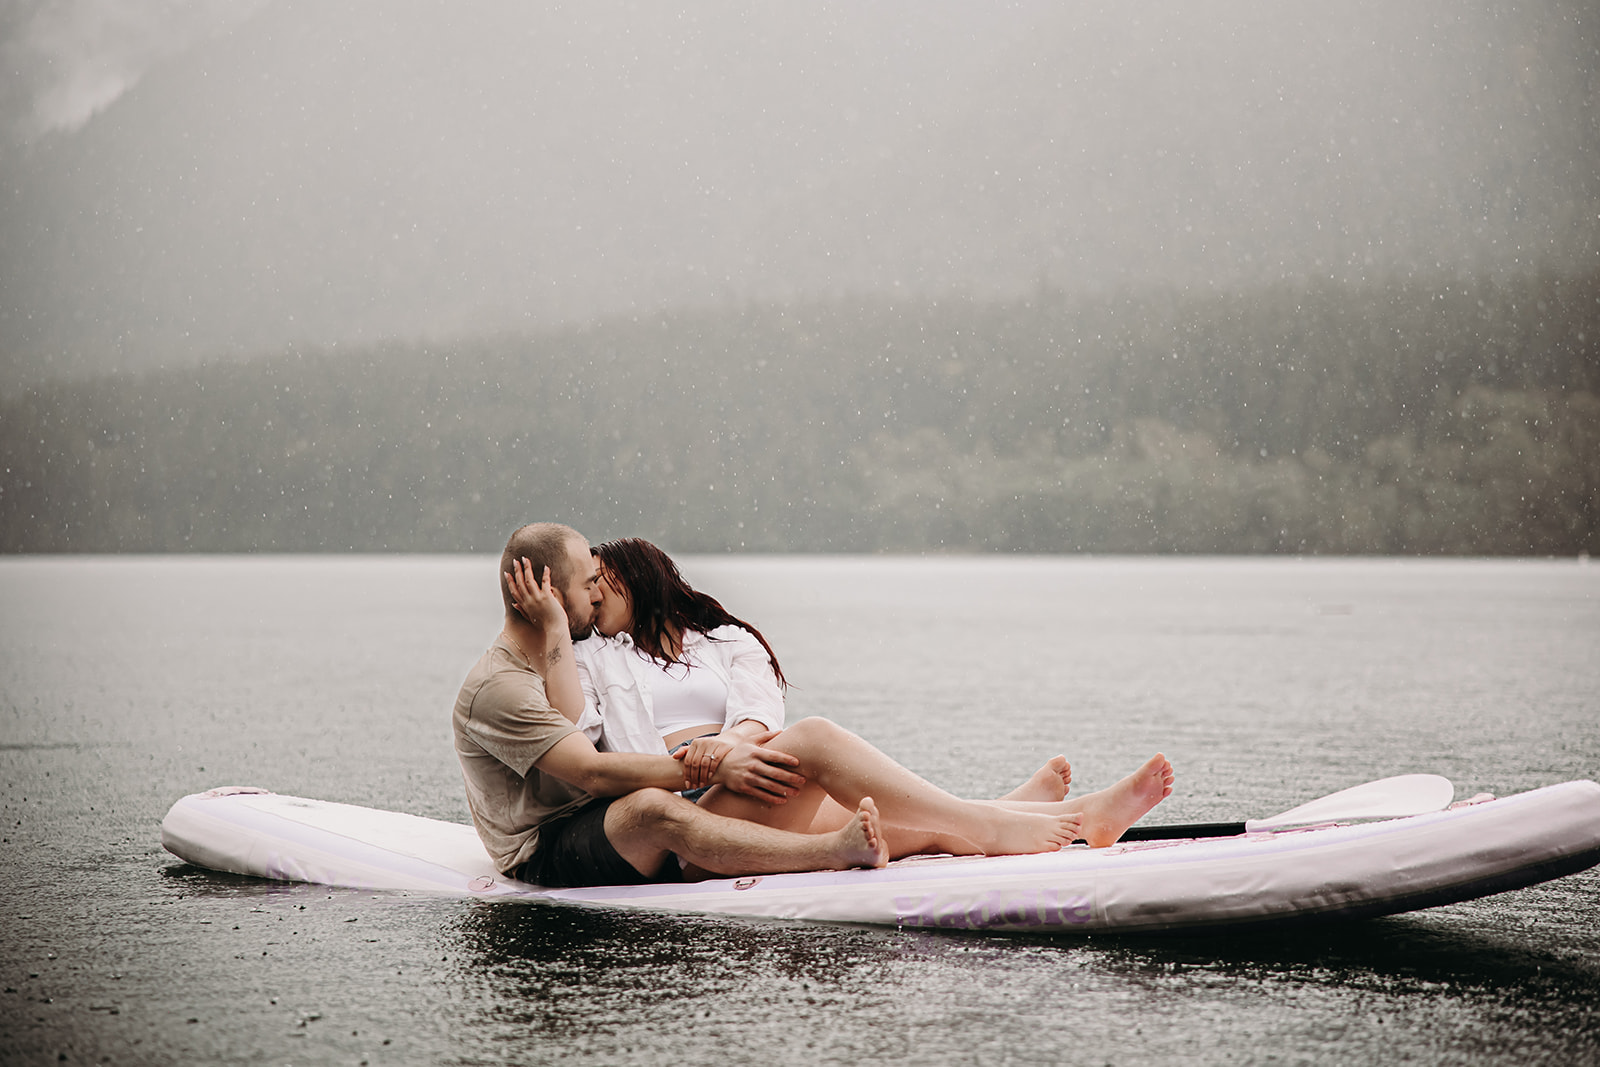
[1074,753,1175,847]
[999,755,1073,803]
[982,810,1084,856]
[832,797,889,869]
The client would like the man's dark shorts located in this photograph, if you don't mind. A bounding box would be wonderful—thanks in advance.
[514,797,680,889]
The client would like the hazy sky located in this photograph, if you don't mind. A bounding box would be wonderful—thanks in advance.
[2,1,1596,381]
[1,0,269,141]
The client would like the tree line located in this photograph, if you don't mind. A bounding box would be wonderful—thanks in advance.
[3,269,1597,555]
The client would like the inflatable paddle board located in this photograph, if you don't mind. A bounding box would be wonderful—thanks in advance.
[161,780,1600,933]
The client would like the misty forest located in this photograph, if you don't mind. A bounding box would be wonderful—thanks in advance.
[2,2,1598,556]
[4,269,1596,555]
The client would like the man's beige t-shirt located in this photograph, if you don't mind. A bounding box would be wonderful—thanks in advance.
[453,636,592,874]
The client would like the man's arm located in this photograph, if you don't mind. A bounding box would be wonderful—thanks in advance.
[504,558,584,721]
[535,731,691,797]
[537,730,804,802]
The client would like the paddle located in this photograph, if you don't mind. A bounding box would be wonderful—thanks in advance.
[1115,773,1456,842]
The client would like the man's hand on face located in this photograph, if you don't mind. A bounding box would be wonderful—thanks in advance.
[684,730,805,803]
[505,557,570,633]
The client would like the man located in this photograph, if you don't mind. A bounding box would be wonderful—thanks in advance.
[452,522,889,887]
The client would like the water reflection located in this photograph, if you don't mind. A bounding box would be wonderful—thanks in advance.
[1090,914,1600,1008]
[454,898,908,991]
[446,901,926,1061]
[455,894,1598,999]
[445,895,1599,1061]
[142,861,1599,1064]
[157,861,352,906]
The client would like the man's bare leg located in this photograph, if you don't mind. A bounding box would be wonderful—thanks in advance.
[605,788,888,881]
[701,718,1081,856]
[998,755,1073,802]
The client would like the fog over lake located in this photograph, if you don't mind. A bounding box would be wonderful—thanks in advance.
[2,1,1595,379]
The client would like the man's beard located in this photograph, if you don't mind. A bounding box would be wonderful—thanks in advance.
[570,622,594,641]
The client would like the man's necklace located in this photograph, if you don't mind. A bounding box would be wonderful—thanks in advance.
[502,630,535,667]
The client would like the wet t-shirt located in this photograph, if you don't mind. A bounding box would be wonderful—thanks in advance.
[453,637,590,874]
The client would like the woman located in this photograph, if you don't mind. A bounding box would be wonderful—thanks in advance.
[512,537,1173,861]
[572,537,793,797]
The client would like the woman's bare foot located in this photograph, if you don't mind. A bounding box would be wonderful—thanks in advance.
[999,755,1073,802]
[981,809,1084,856]
[1074,753,1175,847]
[832,797,889,869]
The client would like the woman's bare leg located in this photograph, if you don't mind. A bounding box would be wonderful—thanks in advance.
[999,755,1073,802]
[981,753,1174,846]
[805,755,1074,858]
[698,718,1082,856]
[807,752,1175,852]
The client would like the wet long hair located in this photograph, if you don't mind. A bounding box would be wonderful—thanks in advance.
[593,537,787,689]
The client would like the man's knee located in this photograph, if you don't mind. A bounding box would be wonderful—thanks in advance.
[606,788,695,838]
[603,789,699,878]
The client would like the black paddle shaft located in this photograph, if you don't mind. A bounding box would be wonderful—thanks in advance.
[1116,821,1250,842]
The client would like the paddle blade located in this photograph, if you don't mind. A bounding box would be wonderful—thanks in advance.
[1246,773,1454,831]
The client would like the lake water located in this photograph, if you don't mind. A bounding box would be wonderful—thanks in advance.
[2,555,1597,1065]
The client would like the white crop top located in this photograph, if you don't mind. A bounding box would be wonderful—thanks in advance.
[637,645,730,736]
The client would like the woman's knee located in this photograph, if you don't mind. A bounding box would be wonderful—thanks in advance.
[778,716,848,749]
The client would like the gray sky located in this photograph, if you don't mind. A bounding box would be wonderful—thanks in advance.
[2,0,1596,381]
[1,0,269,142]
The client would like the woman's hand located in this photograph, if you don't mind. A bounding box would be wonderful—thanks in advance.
[504,557,569,632]
[677,734,734,790]
[679,730,805,802]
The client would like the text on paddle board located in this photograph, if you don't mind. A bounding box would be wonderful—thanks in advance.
[894,888,1093,929]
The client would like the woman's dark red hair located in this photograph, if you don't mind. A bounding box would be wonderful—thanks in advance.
[593,538,787,689]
